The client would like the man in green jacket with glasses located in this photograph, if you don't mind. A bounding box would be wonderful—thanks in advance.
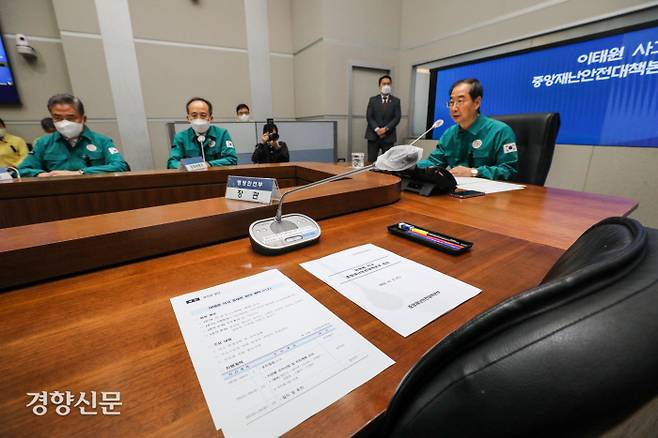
[417,78,518,181]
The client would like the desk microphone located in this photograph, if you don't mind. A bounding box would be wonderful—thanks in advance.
[249,145,424,255]
[197,135,206,163]
[409,119,444,146]
[81,154,92,167]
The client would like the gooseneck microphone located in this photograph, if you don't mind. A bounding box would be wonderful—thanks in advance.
[197,135,206,163]
[409,119,444,146]
[274,164,374,222]
[249,145,424,255]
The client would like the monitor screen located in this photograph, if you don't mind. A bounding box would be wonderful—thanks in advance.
[0,33,20,105]
[427,23,658,147]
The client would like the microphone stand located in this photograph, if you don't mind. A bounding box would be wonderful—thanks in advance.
[249,144,423,255]
[272,123,445,221]
[409,121,443,146]
[197,135,206,163]
[275,164,375,222]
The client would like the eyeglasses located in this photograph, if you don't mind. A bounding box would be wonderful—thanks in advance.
[445,98,468,109]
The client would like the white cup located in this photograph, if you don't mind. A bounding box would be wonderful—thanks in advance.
[351,152,365,168]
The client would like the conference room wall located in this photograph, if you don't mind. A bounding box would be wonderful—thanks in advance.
[294,40,405,160]
[269,0,296,118]
[129,0,294,167]
[0,38,71,129]
[293,42,326,117]
[49,0,125,153]
[129,0,251,120]
[135,43,252,119]
[59,35,116,119]
[268,0,294,54]
[127,0,294,118]
[397,0,658,228]
[0,0,72,141]
[291,0,404,160]
[128,0,247,49]
[291,0,323,53]
[2,0,296,168]
[0,0,61,37]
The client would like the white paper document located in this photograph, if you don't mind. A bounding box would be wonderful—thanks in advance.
[300,244,481,337]
[455,176,525,194]
[170,269,394,438]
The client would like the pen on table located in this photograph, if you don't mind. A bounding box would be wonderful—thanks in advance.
[397,223,464,249]
[416,232,464,250]
[400,223,465,246]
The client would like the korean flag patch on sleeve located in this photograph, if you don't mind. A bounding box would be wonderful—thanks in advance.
[108,146,119,154]
[503,143,517,154]
[226,140,234,148]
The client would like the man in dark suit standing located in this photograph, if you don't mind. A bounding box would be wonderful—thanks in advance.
[364,74,401,162]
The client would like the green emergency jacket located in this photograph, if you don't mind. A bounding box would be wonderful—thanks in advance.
[18,127,129,177]
[417,115,518,181]
[167,125,237,169]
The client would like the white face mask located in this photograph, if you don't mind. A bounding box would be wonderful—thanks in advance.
[0,128,6,138]
[381,84,392,95]
[55,120,84,139]
[190,118,210,134]
[237,114,250,122]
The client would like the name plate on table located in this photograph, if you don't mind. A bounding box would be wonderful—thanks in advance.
[0,167,14,183]
[225,175,280,204]
[181,157,208,172]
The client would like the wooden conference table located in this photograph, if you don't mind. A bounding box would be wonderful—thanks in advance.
[0,164,637,437]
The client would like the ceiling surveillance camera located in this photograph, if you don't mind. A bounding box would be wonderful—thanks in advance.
[15,34,37,60]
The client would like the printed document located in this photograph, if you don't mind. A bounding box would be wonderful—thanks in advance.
[171,269,393,438]
[455,176,525,194]
[300,244,481,337]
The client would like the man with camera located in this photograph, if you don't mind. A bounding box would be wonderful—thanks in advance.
[252,122,289,163]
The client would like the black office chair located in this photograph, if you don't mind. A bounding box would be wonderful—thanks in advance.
[378,216,658,437]
[490,112,560,186]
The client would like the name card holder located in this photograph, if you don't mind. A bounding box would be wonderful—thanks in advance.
[225,175,280,204]
[0,167,15,183]
[181,157,208,172]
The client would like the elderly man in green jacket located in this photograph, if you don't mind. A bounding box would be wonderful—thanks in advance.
[167,97,237,169]
[19,93,129,177]
[417,78,518,181]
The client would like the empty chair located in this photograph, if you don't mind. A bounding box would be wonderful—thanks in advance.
[378,216,658,437]
[490,112,560,185]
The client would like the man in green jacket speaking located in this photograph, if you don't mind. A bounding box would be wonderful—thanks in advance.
[167,97,237,169]
[19,94,130,177]
[417,78,518,181]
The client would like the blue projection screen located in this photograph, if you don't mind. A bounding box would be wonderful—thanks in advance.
[428,24,658,147]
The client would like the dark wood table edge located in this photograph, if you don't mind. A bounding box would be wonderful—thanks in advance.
[0,171,401,290]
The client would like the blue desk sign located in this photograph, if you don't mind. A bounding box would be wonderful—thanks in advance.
[181,156,208,172]
[225,175,280,204]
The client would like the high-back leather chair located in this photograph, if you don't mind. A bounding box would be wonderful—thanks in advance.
[490,112,560,186]
[379,216,658,437]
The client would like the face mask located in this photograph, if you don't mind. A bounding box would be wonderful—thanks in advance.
[0,128,6,138]
[381,85,392,95]
[190,118,210,134]
[55,120,84,139]
[238,114,250,122]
